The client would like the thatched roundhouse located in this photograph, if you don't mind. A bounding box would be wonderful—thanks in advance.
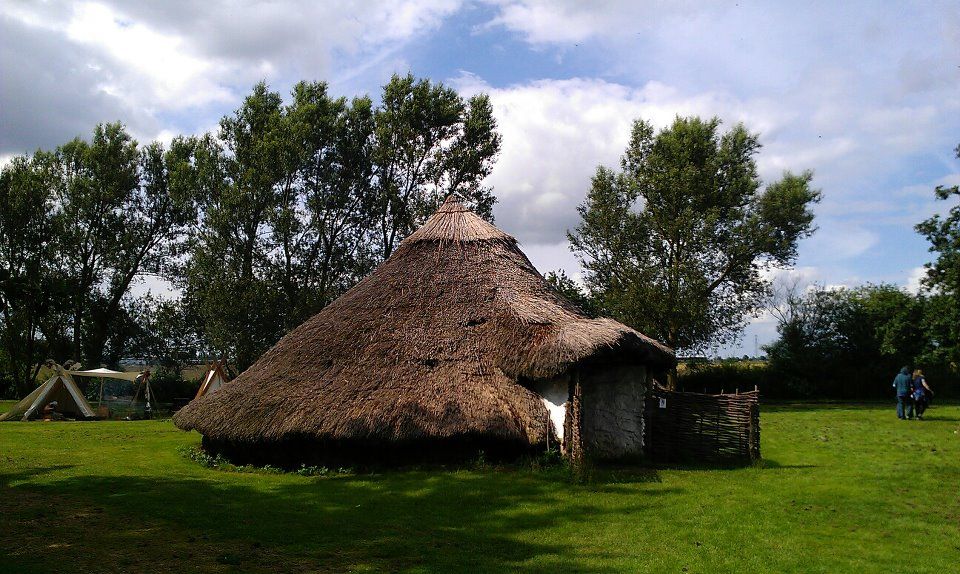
[174,196,674,465]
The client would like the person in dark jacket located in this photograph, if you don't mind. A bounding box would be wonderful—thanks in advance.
[912,369,933,419]
[892,366,914,420]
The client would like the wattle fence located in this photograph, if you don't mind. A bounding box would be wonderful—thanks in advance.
[645,385,760,465]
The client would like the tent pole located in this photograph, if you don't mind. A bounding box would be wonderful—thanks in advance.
[144,372,153,418]
[130,379,141,407]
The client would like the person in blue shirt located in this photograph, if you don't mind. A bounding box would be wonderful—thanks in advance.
[892,366,914,420]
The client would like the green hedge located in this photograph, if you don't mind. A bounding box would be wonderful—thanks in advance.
[679,360,960,400]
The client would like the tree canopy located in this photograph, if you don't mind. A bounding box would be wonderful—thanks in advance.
[0,73,502,395]
[0,124,195,395]
[569,116,821,354]
[914,142,960,366]
[764,283,949,398]
[182,75,501,369]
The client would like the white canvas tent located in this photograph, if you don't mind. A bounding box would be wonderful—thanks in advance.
[0,364,151,421]
[0,371,96,421]
[68,367,141,382]
[194,360,229,400]
[70,367,153,413]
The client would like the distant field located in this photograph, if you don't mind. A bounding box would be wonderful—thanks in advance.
[2,404,959,573]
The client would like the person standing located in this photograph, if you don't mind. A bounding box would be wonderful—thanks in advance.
[892,367,914,420]
[912,369,933,420]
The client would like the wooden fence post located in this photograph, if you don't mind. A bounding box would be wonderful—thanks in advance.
[565,370,585,469]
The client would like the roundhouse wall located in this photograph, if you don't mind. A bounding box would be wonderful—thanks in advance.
[579,364,647,460]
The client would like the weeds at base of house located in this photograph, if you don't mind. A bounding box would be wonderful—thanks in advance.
[176,445,353,477]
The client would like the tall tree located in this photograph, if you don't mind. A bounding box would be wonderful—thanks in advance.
[915,142,960,365]
[89,138,198,365]
[371,74,501,257]
[53,123,196,366]
[54,123,139,362]
[569,116,821,358]
[183,83,293,369]
[183,78,502,370]
[184,81,376,368]
[126,295,203,372]
[271,82,377,327]
[0,153,62,395]
[543,270,599,318]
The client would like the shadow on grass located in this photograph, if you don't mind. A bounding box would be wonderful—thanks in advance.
[917,414,960,422]
[0,463,673,573]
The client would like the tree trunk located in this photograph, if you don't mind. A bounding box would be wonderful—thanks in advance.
[72,307,83,363]
[19,318,38,396]
[28,361,42,394]
[85,329,106,367]
[564,370,585,467]
[666,330,678,390]
[666,367,679,391]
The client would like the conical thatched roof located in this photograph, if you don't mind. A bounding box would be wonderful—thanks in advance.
[174,196,673,455]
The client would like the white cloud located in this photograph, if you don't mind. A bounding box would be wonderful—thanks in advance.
[804,224,880,260]
[765,266,824,289]
[0,0,463,153]
[896,173,960,199]
[456,67,954,283]
[64,3,234,107]
[905,266,928,295]
[454,74,793,244]
[483,0,709,45]
[482,0,960,197]
[152,129,178,148]
[129,275,180,299]
[0,14,158,152]
[845,171,960,231]
[518,241,582,279]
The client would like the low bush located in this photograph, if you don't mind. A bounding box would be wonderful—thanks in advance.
[678,360,771,396]
[148,368,201,403]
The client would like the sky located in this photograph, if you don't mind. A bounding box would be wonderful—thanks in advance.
[2,0,959,355]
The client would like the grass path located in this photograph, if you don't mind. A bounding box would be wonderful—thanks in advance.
[1,403,959,573]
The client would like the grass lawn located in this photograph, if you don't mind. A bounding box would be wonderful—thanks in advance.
[1,403,959,573]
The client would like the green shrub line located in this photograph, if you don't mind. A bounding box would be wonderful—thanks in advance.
[679,359,960,400]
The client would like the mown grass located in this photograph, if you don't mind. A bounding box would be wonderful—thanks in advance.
[1,403,959,573]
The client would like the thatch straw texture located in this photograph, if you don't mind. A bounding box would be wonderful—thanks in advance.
[174,196,673,457]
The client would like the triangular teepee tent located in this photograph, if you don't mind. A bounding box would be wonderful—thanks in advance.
[195,360,230,399]
[0,370,96,421]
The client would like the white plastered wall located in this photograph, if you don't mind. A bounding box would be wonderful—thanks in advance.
[529,373,570,443]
